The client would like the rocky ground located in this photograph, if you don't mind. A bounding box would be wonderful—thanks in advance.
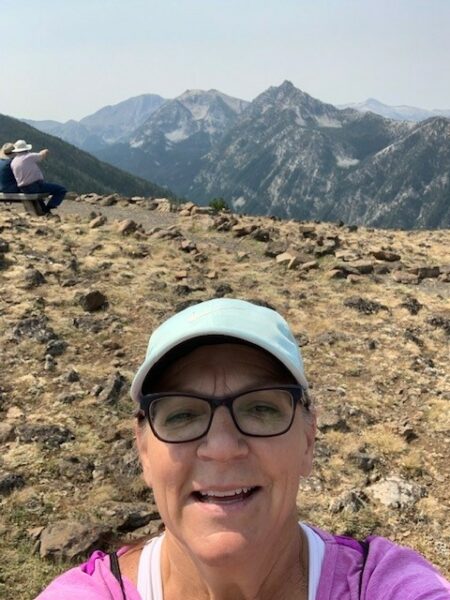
[0,194,449,598]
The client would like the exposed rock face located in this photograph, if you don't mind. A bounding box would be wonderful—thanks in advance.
[39,521,106,560]
[97,89,249,197]
[368,477,424,509]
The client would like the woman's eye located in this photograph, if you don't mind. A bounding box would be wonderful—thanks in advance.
[165,411,198,425]
[244,403,281,416]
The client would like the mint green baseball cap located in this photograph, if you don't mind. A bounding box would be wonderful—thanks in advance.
[130,298,308,402]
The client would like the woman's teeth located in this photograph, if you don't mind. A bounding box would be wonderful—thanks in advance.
[197,487,255,501]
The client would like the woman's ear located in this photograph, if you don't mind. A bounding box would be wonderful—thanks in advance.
[135,421,153,488]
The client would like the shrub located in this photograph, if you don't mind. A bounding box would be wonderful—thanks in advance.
[208,197,229,212]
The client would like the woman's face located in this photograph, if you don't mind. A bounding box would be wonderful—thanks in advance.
[136,343,316,566]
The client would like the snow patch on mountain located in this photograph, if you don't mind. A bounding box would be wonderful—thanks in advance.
[336,155,359,168]
[130,139,145,148]
[316,115,342,128]
[165,128,190,142]
[233,197,246,209]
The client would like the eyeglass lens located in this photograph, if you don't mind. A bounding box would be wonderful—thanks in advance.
[149,389,295,442]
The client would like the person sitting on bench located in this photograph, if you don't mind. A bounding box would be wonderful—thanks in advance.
[0,142,20,193]
[11,139,66,214]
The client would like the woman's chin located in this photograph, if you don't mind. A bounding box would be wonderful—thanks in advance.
[187,531,254,567]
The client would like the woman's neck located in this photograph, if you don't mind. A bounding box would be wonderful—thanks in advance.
[161,523,308,600]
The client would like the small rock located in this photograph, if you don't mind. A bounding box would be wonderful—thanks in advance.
[214,283,233,298]
[0,423,14,443]
[371,249,401,262]
[91,384,103,397]
[231,224,257,237]
[39,520,105,560]
[349,452,377,472]
[45,339,68,357]
[65,369,80,383]
[400,296,422,315]
[89,215,107,229]
[427,315,450,335]
[327,268,347,280]
[23,268,46,289]
[317,409,350,433]
[44,354,56,371]
[57,392,84,404]
[0,471,25,496]
[179,239,197,253]
[368,476,424,509]
[116,219,137,235]
[347,274,362,284]
[97,372,128,404]
[299,260,319,272]
[343,297,387,315]
[264,241,288,257]
[251,228,271,242]
[276,251,301,269]
[348,261,374,275]
[175,284,194,296]
[15,424,75,448]
[373,264,391,275]
[174,270,188,280]
[329,490,368,513]
[191,204,213,215]
[408,265,440,280]
[99,195,117,207]
[79,290,108,312]
[392,271,419,285]
[398,422,419,443]
[0,238,10,253]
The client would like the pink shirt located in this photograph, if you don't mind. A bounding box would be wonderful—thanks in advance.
[11,152,44,187]
[35,527,450,599]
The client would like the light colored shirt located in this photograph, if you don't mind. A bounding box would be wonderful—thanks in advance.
[11,152,44,187]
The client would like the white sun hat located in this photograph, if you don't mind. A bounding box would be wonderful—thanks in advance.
[131,298,308,403]
[12,139,33,153]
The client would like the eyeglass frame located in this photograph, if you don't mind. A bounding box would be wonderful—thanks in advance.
[137,385,309,443]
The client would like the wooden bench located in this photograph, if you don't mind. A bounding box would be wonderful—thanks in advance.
[0,193,48,216]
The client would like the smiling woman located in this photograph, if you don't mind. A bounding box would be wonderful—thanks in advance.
[35,299,450,600]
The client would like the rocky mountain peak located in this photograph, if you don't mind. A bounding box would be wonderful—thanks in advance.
[248,80,347,129]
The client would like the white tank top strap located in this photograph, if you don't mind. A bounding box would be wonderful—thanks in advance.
[137,534,165,600]
[300,522,326,600]
[136,526,324,600]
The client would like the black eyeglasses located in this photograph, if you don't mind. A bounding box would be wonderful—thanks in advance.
[139,385,307,443]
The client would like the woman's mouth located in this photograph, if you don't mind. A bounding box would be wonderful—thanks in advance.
[192,487,260,504]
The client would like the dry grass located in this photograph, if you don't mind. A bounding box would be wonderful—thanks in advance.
[0,202,449,597]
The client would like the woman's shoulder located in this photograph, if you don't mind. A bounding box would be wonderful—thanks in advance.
[310,526,450,599]
[34,549,142,600]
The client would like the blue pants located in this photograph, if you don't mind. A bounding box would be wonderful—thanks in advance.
[20,180,66,210]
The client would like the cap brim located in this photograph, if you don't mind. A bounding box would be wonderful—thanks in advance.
[131,327,308,403]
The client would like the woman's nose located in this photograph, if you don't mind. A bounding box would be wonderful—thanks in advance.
[196,406,249,461]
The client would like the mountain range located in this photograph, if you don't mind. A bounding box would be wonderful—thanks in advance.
[14,84,450,228]
[339,98,450,123]
[23,94,166,151]
[0,114,173,198]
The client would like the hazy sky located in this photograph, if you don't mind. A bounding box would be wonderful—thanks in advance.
[1,0,449,121]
